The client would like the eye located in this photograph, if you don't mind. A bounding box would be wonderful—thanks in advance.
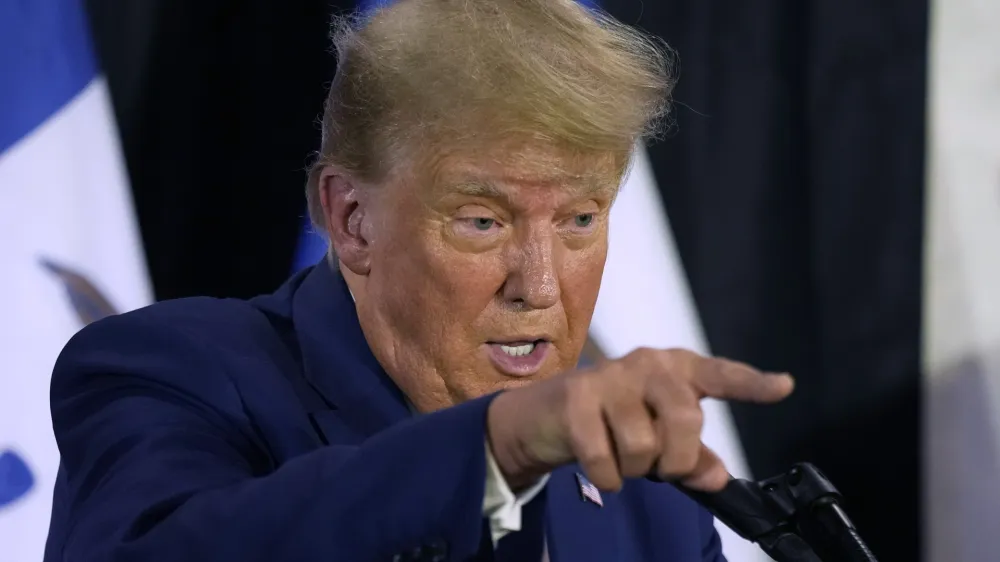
[471,217,496,231]
[574,213,595,228]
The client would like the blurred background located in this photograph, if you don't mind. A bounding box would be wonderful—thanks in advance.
[2,0,998,560]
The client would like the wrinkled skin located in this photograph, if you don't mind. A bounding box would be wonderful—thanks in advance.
[320,140,617,413]
[319,140,794,492]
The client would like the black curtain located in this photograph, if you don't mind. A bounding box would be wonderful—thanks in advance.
[88,0,926,559]
[600,0,927,559]
[86,0,347,300]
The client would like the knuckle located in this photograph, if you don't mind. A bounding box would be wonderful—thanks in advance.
[664,347,696,358]
[680,407,705,431]
[662,405,704,432]
[632,346,659,358]
[621,428,658,458]
[659,348,700,378]
[664,347,699,363]
[626,346,660,367]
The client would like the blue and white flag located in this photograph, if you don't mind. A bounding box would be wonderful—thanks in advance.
[0,1,153,560]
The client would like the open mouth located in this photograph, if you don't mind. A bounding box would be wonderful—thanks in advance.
[486,339,550,376]
[496,340,541,357]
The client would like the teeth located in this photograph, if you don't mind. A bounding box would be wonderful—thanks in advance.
[499,342,536,357]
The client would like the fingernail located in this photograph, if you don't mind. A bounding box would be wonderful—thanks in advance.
[772,373,795,390]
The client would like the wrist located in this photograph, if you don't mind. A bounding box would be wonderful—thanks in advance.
[486,393,547,492]
[489,444,546,492]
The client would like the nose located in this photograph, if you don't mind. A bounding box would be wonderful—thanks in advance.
[501,225,561,310]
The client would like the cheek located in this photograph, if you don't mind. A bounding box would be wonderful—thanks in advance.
[379,229,508,321]
[428,248,509,310]
[560,235,608,322]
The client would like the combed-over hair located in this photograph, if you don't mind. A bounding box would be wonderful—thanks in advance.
[306,0,676,229]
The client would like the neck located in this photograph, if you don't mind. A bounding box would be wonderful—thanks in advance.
[337,260,451,414]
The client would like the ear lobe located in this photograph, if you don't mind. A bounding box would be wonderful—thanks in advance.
[318,165,372,275]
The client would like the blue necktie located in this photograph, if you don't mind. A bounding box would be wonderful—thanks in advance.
[493,490,547,562]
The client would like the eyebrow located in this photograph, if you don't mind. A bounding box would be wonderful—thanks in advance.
[450,178,616,201]
[452,181,507,199]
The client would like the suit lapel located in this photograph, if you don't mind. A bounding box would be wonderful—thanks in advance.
[289,263,411,443]
[546,466,622,562]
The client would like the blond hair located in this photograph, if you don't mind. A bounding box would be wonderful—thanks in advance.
[306,0,676,230]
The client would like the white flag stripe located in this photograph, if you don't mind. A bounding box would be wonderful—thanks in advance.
[0,77,152,562]
[590,145,767,562]
[924,0,1000,560]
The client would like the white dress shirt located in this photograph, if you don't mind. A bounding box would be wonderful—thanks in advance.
[482,443,550,545]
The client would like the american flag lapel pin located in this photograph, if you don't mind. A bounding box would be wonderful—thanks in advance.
[575,472,603,507]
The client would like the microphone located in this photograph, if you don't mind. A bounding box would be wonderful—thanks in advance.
[651,464,878,562]
[671,477,822,562]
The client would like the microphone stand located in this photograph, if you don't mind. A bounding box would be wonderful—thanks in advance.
[676,463,878,562]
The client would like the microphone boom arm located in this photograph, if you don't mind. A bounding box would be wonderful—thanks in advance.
[671,463,878,562]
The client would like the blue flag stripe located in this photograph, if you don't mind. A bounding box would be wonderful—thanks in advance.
[0,0,99,154]
[0,450,34,510]
[292,214,328,272]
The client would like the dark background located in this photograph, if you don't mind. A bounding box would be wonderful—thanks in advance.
[84,0,927,559]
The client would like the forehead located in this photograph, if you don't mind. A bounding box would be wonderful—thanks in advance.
[421,139,625,199]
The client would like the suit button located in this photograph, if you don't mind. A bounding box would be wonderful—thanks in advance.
[426,540,448,562]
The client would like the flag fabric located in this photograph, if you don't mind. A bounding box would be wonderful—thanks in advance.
[0,1,153,560]
[590,146,767,562]
[924,1,1000,560]
[292,213,328,272]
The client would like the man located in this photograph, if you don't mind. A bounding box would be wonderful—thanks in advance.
[44,0,793,560]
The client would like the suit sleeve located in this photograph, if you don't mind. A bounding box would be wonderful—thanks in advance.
[699,508,727,562]
[49,313,490,562]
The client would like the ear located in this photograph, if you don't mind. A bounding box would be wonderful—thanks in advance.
[318,165,373,275]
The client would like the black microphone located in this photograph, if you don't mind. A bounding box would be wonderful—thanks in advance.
[657,476,822,562]
[651,464,878,562]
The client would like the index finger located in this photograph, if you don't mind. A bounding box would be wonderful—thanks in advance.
[690,358,794,403]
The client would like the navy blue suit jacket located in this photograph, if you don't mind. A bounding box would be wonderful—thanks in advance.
[44,263,726,562]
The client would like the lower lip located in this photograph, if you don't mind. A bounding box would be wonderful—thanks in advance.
[486,341,550,377]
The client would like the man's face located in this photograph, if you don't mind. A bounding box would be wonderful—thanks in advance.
[342,141,619,412]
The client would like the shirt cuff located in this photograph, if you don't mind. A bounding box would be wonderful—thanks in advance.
[482,439,550,546]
